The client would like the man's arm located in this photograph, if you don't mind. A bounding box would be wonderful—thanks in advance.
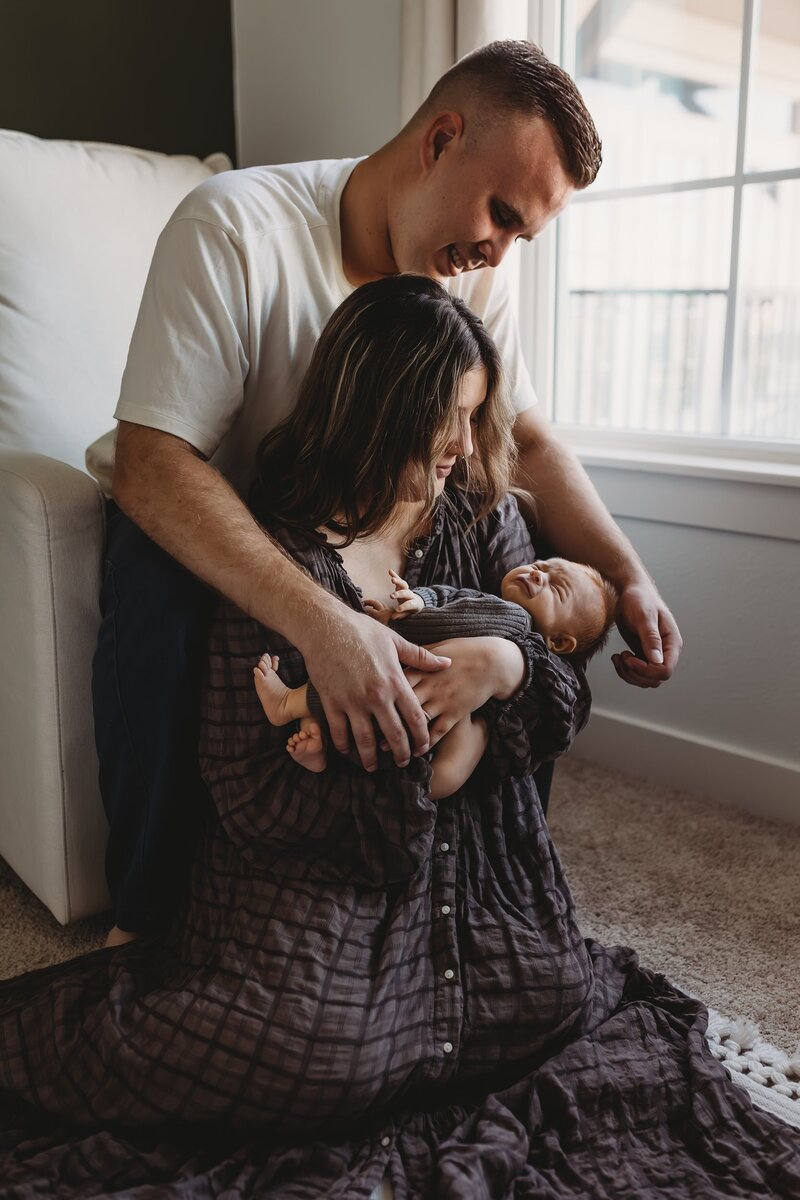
[512,406,683,687]
[112,421,451,768]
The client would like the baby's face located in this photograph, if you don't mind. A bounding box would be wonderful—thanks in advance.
[500,558,604,652]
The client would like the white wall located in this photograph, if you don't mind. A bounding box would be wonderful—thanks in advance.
[574,465,800,826]
[232,0,403,167]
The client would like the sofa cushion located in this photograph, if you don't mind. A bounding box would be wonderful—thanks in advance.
[0,130,232,470]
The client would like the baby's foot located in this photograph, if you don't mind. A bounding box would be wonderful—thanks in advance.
[287,723,327,773]
[254,654,293,725]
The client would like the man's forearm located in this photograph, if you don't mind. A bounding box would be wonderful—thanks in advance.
[112,423,333,652]
[514,423,649,589]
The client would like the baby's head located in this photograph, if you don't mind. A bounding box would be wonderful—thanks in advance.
[500,557,619,663]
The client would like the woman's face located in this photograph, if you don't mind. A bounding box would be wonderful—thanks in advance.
[432,366,487,495]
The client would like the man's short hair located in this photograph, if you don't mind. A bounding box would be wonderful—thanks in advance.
[422,40,602,189]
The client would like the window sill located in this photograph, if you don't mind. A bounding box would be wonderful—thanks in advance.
[554,433,800,542]
[568,445,800,489]
[556,427,800,489]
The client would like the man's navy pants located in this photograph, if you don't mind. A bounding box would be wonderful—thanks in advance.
[92,504,554,933]
[92,504,215,933]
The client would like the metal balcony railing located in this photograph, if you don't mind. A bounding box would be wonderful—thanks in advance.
[558,288,800,440]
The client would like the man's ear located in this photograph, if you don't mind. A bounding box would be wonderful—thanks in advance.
[546,632,577,655]
[421,112,463,169]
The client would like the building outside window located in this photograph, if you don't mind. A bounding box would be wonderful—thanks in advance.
[526,0,800,460]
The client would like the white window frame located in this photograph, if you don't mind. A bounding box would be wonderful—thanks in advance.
[521,0,800,488]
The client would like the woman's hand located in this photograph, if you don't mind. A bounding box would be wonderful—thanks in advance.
[401,637,525,747]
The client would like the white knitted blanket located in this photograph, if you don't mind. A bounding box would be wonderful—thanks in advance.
[705,1008,800,1130]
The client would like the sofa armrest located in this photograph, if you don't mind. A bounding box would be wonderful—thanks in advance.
[0,450,110,923]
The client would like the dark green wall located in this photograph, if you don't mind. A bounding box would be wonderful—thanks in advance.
[0,0,236,163]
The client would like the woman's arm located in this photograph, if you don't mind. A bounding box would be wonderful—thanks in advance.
[404,632,587,780]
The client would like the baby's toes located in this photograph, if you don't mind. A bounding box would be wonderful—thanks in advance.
[288,725,326,772]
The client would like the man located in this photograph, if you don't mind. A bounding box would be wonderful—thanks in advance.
[88,41,682,946]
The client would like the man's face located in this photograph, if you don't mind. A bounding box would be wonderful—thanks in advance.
[390,113,575,281]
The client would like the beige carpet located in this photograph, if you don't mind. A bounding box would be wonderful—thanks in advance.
[549,756,800,1052]
[1,755,798,1052]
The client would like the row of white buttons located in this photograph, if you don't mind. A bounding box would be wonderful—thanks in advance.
[437,832,454,1054]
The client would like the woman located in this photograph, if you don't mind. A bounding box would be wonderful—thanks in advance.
[0,277,797,1197]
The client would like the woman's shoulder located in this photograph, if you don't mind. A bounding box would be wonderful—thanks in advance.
[262,520,323,563]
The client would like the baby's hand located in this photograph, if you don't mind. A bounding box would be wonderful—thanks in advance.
[388,568,424,617]
[363,598,394,625]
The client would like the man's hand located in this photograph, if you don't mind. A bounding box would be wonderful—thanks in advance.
[299,606,451,771]
[401,637,525,747]
[612,579,683,688]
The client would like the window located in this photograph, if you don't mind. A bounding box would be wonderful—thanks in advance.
[526,0,800,458]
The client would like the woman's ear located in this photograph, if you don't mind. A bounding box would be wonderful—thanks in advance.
[546,632,577,656]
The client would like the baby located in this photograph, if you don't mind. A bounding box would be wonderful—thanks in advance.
[255,557,618,800]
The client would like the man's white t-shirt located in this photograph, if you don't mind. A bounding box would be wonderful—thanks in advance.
[86,157,537,499]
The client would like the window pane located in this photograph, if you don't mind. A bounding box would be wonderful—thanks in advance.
[745,0,800,173]
[731,179,800,440]
[575,0,744,189]
[557,188,733,434]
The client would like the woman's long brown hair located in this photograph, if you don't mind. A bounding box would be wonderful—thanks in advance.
[250,275,516,545]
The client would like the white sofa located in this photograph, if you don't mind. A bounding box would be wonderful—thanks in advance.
[0,130,232,924]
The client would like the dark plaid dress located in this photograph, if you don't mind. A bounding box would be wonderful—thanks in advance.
[0,491,799,1198]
